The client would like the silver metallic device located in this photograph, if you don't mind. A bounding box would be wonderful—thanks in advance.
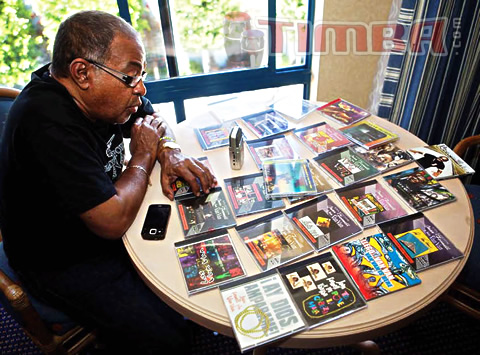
[229,126,244,170]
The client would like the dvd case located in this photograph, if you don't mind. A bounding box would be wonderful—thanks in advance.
[339,121,399,150]
[278,251,367,328]
[171,156,214,199]
[246,135,298,170]
[350,143,413,173]
[262,159,317,199]
[335,180,409,228]
[224,173,285,217]
[175,230,246,295]
[293,121,351,155]
[318,98,370,126]
[241,109,292,138]
[314,147,379,187]
[194,121,242,150]
[235,211,314,271]
[378,213,463,271]
[383,167,456,211]
[284,195,362,251]
[176,187,236,237]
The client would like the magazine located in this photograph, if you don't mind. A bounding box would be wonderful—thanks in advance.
[317,98,370,126]
[241,109,292,139]
[194,121,243,150]
[314,147,379,186]
[174,230,246,295]
[351,143,413,173]
[269,98,318,121]
[335,180,409,228]
[220,270,306,352]
[172,156,214,199]
[278,252,367,329]
[235,211,314,271]
[246,135,298,170]
[262,159,317,199]
[332,233,422,301]
[293,121,351,155]
[176,187,236,237]
[224,173,285,217]
[378,213,463,271]
[407,143,475,180]
[339,121,399,150]
[284,195,362,251]
[383,167,456,211]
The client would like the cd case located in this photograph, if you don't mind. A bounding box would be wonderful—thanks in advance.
[241,109,292,139]
[339,120,399,150]
[293,121,351,155]
[194,121,243,150]
[246,135,299,170]
[171,156,215,199]
[269,98,318,121]
[318,98,370,126]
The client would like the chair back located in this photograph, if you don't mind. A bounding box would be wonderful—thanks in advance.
[0,87,20,141]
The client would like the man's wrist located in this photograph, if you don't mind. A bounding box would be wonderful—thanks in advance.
[158,136,181,153]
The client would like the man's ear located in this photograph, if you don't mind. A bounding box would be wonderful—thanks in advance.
[69,59,91,89]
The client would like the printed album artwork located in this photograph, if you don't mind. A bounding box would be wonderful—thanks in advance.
[235,211,314,271]
[335,180,409,228]
[351,143,413,173]
[246,135,298,170]
[241,109,292,138]
[270,98,319,121]
[284,195,362,251]
[262,159,317,199]
[383,167,456,211]
[278,252,367,329]
[314,147,379,186]
[176,187,236,237]
[339,121,399,150]
[220,270,306,352]
[293,122,351,155]
[378,213,463,271]
[318,98,371,126]
[175,231,246,295]
[224,172,285,217]
[194,120,242,150]
[407,143,475,180]
[332,233,422,301]
[172,156,214,199]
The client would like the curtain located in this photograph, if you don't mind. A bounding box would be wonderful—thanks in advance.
[375,0,480,150]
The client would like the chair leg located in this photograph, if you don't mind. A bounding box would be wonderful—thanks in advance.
[351,340,381,354]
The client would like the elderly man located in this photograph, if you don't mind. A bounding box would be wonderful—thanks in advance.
[0,10,215,353]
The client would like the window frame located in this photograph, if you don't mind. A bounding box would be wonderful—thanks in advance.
[117,0,316,122]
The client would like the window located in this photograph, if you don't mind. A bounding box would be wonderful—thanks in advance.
[0,0,315,122]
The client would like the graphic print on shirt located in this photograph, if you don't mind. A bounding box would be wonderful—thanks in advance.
[104,134,124,179]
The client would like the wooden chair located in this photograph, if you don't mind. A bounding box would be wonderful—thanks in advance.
[442,135,480,319]
[0,87,97,354]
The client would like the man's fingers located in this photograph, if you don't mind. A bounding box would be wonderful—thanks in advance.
[160,173,175,201]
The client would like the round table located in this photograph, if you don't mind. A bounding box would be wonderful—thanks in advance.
[123,110,474,350]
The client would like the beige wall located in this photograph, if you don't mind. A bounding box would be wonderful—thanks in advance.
[315,0,393,108]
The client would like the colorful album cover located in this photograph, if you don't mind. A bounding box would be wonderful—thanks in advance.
[332,233,422,301]
[194,121,242,150]
[378,213,463,271]
[318,98,370,126]
[383,167,456,211]
[314,147,379,186]
[172,157,214,199]
[293,122,351,155]
[246,135,298,170]
[235,211,314,271]
[241,109,292,139]
[175,231,246,295]
[176,187,236,238]
[284,195,362,251]
[407,143,475,180]
[224,173,285,217]
[220,270,306,352]
[270,98,318,121]
[351,143,413,173]
[339,121,399,149]
[336,180,409,228]
[262,159,317,199]
[278,252,367,329]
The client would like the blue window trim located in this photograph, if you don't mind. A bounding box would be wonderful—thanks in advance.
[117,0,315,123]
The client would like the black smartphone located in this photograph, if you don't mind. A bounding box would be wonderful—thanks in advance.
[141,204,171,240]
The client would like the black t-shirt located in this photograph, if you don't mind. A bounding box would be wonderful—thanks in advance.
[0,64,154,271]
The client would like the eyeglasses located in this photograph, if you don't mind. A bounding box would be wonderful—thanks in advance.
[86,59,147,88]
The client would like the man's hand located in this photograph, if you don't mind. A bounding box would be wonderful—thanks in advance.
[129,115,165,161]
[158,149,217,201]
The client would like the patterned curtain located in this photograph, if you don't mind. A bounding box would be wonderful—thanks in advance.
[375,0,480,151]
